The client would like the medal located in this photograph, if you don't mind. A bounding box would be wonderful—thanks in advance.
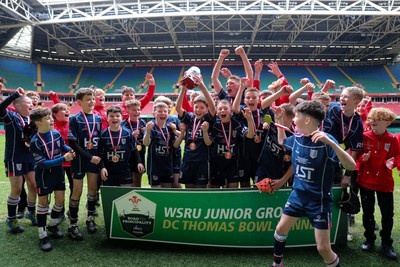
[111,154,120,163]
[221,121,232,160]
[87,141,93,149]
[108,127,122,162]
[81,112,96,149]
[189,142,197,150]
[254,135,262,143]
[283,154,291,162]
[128,119,142,149]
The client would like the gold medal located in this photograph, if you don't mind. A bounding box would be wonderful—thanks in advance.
[87,141,93,149]
[137,144,142,152]
[225,152,232,159]
[189,142,197,150]
[254,135,262,143]
[283,154,291,162]
[111,154,120,163]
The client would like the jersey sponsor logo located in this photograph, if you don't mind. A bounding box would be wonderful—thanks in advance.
[84,137,99,148]
[106,151,126,161]
[155,145,169,156]
[296,165,315,181]
[216,144,234,155]
[266,135,282,155]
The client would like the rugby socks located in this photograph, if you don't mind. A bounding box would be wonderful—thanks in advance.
[27,201,36,214]
[69,199,80,225]
[37,204,48,229]
[325,253,340,267]
[273,230,287,265]
[38,226,47,239]
[49,204,63,227]
[87,194,97,217]
[7,196,20,219]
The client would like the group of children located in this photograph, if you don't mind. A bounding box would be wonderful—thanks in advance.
[0,48,398,265]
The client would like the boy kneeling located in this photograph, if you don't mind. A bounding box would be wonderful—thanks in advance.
[30,108,75,251]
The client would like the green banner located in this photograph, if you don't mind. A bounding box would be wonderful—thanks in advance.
[101,187,347,248]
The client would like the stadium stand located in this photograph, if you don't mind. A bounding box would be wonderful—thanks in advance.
[0,58,36,90]
[40,63,81,92]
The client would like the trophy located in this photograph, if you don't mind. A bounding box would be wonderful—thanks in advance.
[180,66,201,89]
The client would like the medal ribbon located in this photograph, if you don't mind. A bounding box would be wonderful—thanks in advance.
[38,131,55,160]
[81,112,96,142]
[157,125,170,150]
[128,120,140,143]
[275,123,318,138]
[340,111,354,141]
[221,121,232,152]
[251,109,260,136]
[191,117,202,141]
[108,127,122,153]
[17,114,30,128]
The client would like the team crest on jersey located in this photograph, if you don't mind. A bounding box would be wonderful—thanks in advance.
[310,149,318,159]
[385,143,391,152]
[57,140,60,147]
[16,164,22,171]
[121,138,126,145]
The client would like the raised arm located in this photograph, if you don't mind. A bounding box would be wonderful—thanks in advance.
[175,86,186,117]
[211,49,230,94]
[140,72,156,109]
[261,85,293,110]
[232,77,248,114]
[253,60,263,90]
[289,83,315,106]
[235,46,253,87]
[194,76,216,117]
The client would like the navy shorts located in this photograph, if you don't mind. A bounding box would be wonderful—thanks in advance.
[71,156,99,179]
[180,161,209,185]
[103,170,132,186]
[283,190,332,230]
[5,161,35,177]
[148,175,173,186]
[210,161,238,186]
[35,167,66,196]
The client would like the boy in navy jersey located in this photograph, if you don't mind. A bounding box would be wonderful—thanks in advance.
[233,78,276,187]
[143,102,184,188]
[254,103,295,189]
[0,87,37,233]
[99,106,144,186]
[30,108,75,251]
[154,96,183,188]
[271,101,356,267]
[210,100,254,188]
[121,99,146,187]
[67,88,102,239]
[176,76,216,188]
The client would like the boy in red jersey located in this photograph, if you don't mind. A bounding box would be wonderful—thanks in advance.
[357,107,398,260]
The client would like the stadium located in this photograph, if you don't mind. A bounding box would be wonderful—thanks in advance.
[0,1,400,266]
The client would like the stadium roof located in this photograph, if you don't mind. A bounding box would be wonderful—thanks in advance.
[1,0,400,66]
